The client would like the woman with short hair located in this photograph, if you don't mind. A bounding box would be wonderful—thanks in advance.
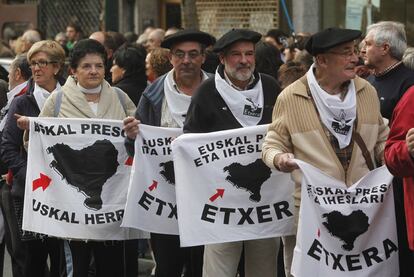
[1,39,65,277]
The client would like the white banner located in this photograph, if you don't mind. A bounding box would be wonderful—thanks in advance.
[23,117,147,240]
[122,124,182,234]
[172,125,295,247]
[292,161,398,277]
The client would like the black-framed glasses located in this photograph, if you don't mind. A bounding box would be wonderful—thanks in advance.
[30,60,57,69]
[172,50,202,60]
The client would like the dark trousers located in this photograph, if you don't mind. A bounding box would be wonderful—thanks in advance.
[63,240,137,277]
[393,178,414,277]
[0,182,62,277]
[150,233,203,277]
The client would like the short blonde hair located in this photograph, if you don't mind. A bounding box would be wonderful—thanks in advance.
[27,40,66,68]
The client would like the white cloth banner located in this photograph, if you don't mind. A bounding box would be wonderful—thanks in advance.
[122,124,182,234]
[292,160,399,277]
[23,117,147,240]
[172,125,295,247]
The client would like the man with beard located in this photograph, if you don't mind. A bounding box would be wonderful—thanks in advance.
[184,29,281,277]
[362,21,414,276]
[123,29,215,277]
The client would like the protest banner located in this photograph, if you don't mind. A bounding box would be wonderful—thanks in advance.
[292,160,398,277]
[122,124,182,234]
[172,125,295,247]
[23,117,146,240]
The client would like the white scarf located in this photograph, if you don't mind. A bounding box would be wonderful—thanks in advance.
[0,81,28,131]
[77,82,102,94]
[163,69,208,127]
[33,82,61,111]
[214,69,264,127]
[307,64,356,149]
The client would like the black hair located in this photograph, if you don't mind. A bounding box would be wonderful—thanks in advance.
[69,39,107,69]
[113,44,146,78]
[266,29,289,46]
[67,21,82,34]
[255,41,284,80]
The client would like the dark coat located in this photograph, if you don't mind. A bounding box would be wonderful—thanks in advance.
[114,75,147,106]
[1,78,38,198]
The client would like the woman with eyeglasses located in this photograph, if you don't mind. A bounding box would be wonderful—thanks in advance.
[14,39,137,277]
[111,44,148,105]
[0,40,65,277]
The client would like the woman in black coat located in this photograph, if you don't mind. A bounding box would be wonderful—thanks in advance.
[111,44,147,105]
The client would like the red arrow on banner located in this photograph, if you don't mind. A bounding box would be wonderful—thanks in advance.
[209,189,224,202]
[33,173,51,191]
[125,156,134,166]
[149,180,158,191]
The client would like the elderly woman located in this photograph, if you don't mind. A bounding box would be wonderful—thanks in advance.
[110,44,147,105]
[29,39,135,277]
[1,40,65,277]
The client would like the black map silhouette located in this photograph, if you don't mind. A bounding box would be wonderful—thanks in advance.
[322,209,370,251]
[223,159,271,202]
[159,160,175,185]
[47,139,119,211]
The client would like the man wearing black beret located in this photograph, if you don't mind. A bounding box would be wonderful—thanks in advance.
[123,29,215,277]
[184,29,282,276]
[262,27,388,276]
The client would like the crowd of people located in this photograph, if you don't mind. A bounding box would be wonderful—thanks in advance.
[0,19,413,277]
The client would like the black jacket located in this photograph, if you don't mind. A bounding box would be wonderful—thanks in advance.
[114,74,147,106]
[184,66,281,133]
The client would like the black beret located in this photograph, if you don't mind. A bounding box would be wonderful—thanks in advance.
[305,27,362,56]
[161,29,216,49]
[213,29,262,53]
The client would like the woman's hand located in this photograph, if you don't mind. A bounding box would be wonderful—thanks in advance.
[123,116,140,140]
[14,114,30,130]
[406,128,414,158]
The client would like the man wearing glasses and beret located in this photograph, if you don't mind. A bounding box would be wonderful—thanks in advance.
[261,27,389,277]
[184,29,282,277]
[123,29,215,277]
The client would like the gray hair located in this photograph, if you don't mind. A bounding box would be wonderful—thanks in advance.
[403,47,414,71]
[22,29,41,44]
[11,54,31,80]
[366,21,407,60]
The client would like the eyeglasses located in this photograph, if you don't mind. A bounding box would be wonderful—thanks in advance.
[326,49,358,60]
[30,60,57,69]
[172,50,202,60]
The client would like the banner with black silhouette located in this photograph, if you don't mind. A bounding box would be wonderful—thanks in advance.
[122,124,182,234]
[292,161,398,277]
[171,125,295,247]
[23,117,147,240]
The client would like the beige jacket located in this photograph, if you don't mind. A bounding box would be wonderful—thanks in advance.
[40,76,136,119]
[262,76,389,206]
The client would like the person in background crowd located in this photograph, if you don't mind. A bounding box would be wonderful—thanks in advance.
[362,21,414,277]
[403,47,414,71]
[111,44,147,105]
[146,48,172,83]
[1,40,66,277]
[137,26,155,46]
[165,27,180,37]
[16,30,42,55]
[124,29,215,277]
[146,28,165,51]
[262,27,388,277]
[255,40,284,81]
[66,21,82,51]
[184,29,281,277]
[54,32,69,56]
[265,29,289,62]
[89,31,117,84]
[124,32,138,44]
[277,61,307,90]
[107,31,127,51]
